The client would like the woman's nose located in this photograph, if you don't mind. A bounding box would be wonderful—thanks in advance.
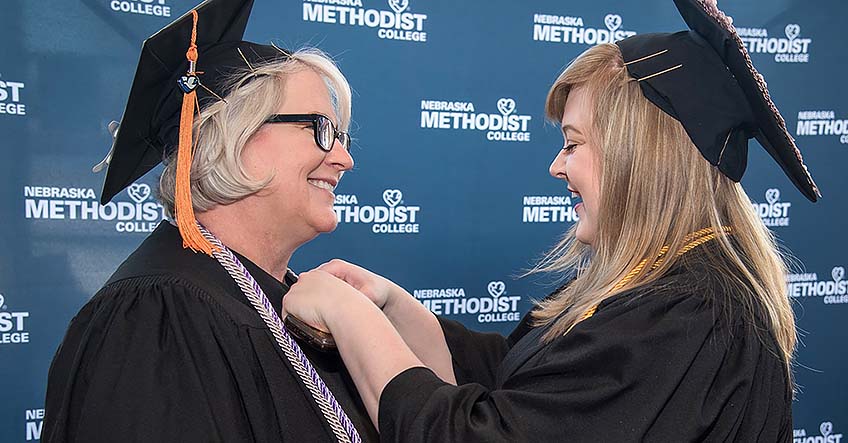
[327,140,354,171]
[549,151,568,180]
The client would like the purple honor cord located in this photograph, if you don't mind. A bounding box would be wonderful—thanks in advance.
[198,223,362,443]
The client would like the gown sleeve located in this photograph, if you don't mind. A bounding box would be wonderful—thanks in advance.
[44,276,275,443]
[381,290,791,442]
[437,317,509,388]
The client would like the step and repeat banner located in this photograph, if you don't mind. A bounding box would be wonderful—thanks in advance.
[1,0,845,441]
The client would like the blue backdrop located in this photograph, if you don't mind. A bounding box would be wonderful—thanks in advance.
[1,0,845,441]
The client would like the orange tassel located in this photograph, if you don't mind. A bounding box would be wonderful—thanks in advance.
[174,9,217,256]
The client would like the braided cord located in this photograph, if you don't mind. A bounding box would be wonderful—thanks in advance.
[582,226,733,324]
[197,225,361,443]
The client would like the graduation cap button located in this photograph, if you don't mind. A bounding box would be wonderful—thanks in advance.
[178,74,199,93]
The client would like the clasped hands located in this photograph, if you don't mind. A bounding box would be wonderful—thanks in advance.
[281,259,406,336]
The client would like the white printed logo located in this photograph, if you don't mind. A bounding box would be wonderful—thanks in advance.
[833,267,845,283]
[420,98,532,142]
[25,409,44,441]
[302,0,428,43]
[604,14,622,32]
[765,188,780,205]
[382,189,402,207]
[533,12,636,45]
[796,110,848,144]
[752,188,791,227]
[127,183,152,204]
[0,294,31,345]
[822,422,834,437]
[785,24,800,40]
[737,23,811,63]
[110,0,172,17]
[334,189,421,234]
[23,183,166,233]
[787,267,848,305]
[487,281,506,298]
[414,281,523,324]
[522,195,579,223]
[388,0,408,14]
[0,76,27,116]
[496,98,515,116]
[792,420,843,443]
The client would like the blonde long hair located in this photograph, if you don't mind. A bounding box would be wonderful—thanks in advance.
[532,44,795,368]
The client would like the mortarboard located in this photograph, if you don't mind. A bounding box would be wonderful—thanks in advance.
[97,0,290,254]
[615,0,820,202]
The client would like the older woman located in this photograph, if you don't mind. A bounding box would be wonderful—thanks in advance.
[282,0,818,441]
[43,1,375,442]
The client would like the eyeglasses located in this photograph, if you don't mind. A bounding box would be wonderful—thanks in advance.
[264,113,351,152]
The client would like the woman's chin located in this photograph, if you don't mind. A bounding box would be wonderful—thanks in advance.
[313,216,339,234]
[574,224,595,247]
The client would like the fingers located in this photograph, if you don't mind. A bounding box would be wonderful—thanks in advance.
[317,258,355,276]
[317,259,370,287]
[316,260,343,279]
[295,269,360,295]
[296,268,336,284]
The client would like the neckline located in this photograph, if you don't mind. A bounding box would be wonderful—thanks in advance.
[571,226,732,330]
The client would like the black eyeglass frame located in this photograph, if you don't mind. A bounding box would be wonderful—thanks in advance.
[264,113,350,152]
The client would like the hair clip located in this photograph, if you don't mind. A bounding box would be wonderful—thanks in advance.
[236,47,256,74]
[623,49,669,66]
[716,128,734,165]
[270,41,291,58]
[197,79,227,103]
[636,64,683,82]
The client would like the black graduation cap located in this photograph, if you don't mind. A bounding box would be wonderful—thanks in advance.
[95,0,291,254]
[615,0,820,202]
[99,0,289,205]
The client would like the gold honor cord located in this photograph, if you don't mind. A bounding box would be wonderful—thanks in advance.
[576,226,733,324]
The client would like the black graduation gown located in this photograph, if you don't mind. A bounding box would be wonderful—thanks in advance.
[378,256,793,442]
[44,222,378,443]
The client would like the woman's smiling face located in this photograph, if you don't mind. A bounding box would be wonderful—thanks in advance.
[548,86,601,247]
[241,69,354,240]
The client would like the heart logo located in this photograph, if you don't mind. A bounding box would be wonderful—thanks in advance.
[127,183,151,204]
[382,189,402,207]
[604,14,622,32]
[388,0,408,14]
[765,188,780,205]
[832,267,845,282]
[0,294,5,309]
[496,98,516,116]
[821,422,833,437]
[785,24,801,40]
[487,281,506,298]
[177,75,199,93]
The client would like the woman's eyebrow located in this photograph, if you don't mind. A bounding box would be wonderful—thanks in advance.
[561,124,583,136]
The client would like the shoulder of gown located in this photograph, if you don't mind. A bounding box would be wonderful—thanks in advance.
[436,281,572,388]
[44,274,285,442]
[380,262,792,442]
[44,223,376,442]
